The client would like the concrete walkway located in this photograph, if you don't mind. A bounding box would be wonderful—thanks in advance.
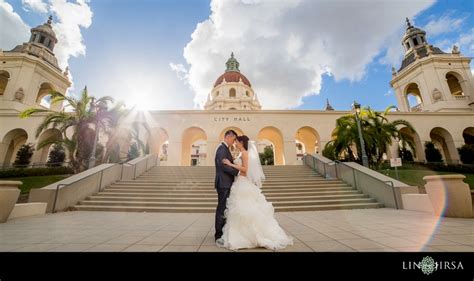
[0,208,472,252]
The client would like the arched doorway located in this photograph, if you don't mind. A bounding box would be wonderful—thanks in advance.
[0,71,10,95]
[405,83,423,112]
[398,127,424,161]
[148,127,169,161]
[1,129,28,166]
[429,127,458,164]
[36,82,55,108]
[295,126,320,154]
[35,128,62,163]
[463,127,474,145]
[257,126,284,165]
[182,127,207,166]
[446,72,465,96]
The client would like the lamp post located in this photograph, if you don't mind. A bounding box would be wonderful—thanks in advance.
[352,101,369,168]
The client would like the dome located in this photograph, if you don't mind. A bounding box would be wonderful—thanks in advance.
[31,16,58,44]
[213,71,251,87]
[213,52,252,88]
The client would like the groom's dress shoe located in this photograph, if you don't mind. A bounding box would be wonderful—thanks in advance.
[215,238,225,248]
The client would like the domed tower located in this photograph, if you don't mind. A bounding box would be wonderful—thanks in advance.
[204,53,262,110]
[9,15,60,70]
[0,16,70,112]
[390,18,474,112]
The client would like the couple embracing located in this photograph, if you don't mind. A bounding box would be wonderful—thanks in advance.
[214,129,293,251]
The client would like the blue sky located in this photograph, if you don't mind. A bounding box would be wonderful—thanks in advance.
[2,0,473,111]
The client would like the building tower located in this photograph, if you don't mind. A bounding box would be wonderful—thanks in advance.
[0,15,70,113]
[390,18,474,112]
[204,52,262,110]
[0,16,71,166]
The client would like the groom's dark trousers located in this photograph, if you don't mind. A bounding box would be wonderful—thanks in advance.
[214,143,239,241]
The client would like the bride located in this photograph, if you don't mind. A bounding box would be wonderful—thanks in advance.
[221,135,293,251]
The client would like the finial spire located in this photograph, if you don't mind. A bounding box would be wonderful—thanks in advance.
[47,15,53,25]
[405,17,412,28]
[225,52,240,72]
[325,98,334,111]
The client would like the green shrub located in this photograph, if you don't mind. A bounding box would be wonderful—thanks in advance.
[0,166,73,178]
[13,143,35,168]
[458,144,474,164]
[424,142,443,163]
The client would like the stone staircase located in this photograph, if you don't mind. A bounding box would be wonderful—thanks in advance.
[73,165,383,213]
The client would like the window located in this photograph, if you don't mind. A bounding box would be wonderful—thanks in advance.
[39,36,45,44]
[245,91,250,97]
[229,88,236,98]
[32,34,37,42]
[446,73,464,95]
[421,36,425,43]
[405,42,410,49]
[413,38,419,46]
[0,71,10,95]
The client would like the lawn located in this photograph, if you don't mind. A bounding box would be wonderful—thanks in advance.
[2,175,70,194]
[379,169,474,190]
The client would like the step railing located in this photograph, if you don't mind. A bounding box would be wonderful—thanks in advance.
[303,153,399,209]
[30,154,159,213]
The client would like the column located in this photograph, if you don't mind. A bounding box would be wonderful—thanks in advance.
[166,140,182,166]
[206,140,220,166]
[283,140,297,165]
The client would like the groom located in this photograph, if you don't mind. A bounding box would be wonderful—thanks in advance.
[214,129,240,246]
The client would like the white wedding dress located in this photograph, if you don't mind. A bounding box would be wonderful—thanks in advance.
[221,142,293,251]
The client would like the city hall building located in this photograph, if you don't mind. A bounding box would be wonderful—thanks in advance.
[1,18,473,167]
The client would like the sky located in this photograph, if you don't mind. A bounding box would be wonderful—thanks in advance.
[1,0,473,111]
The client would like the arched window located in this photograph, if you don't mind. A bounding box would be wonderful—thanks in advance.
[36,83,54,108]
[229,88,236,98]
[405,83,423,112]
[245,91,250,97]
[0,71,10,95]
[446,73,464,96]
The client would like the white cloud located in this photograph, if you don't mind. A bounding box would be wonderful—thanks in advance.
[177,0,435,109]
[169,63,189,83]
[0,0,30,50]
[48,0,93,69]
[22,0,48,13]
[424,13,466,36]
[457,28,474,54]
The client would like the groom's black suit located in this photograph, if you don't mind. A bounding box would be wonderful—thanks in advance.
[214,142,239,241]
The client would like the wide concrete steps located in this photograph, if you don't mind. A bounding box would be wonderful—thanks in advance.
[74,202,383,213]
[74,165,384,213]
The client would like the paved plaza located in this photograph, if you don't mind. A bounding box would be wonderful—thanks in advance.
[0,208,472,252]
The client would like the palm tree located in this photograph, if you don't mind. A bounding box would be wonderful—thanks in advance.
[20,87,114,173]
[324,105,417,169]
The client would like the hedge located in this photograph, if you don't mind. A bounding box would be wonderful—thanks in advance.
[0,166,74,178]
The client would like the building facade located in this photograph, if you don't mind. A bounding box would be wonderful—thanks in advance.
[0,18,473,167]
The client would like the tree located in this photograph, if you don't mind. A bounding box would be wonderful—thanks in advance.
[47,144,66,167]
[458,144,474,164]
[322,142,336,160]
[259,146,274,165]
[127,142,140,161]
[13,143,34,168]
[326,105,416,169]
[424,141,443,162]
[398,147,414,162]
[20,87,114,173]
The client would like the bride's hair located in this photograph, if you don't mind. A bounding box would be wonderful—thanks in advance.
[236,135,249,150]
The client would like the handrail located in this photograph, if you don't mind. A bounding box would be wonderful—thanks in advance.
[51,154,157,213]
[51,163,118,213]
[304,154,399,209]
